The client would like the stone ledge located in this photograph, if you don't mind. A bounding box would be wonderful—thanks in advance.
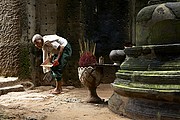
[0,85,24,96]
[111,83,180,103]
[0,77,19,88]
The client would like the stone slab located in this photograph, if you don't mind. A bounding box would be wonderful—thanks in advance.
[0,85,24,96]
[0,77,19,88]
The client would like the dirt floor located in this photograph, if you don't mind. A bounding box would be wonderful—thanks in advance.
[0,84,131,120]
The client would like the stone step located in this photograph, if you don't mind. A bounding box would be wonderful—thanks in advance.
[0,77,26,95]
[0,85,25,96]
[0,77,20,88]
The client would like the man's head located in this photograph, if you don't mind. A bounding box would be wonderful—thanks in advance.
[32,34,43,49]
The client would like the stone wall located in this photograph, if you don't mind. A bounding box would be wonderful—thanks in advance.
[26,0,81,86]
[0,0,22,77]
[56,0,81,86]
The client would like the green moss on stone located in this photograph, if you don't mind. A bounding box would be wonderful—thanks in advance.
[117,70,180,76]
[150,20,180,45]
[18,45,30,79]
[129,83,180,90]
[112,83,180,93]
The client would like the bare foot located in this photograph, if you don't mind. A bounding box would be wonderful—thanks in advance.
[49,88,61,95]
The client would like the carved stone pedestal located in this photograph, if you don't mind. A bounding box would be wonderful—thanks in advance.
[108,2,180,120]
[78,66,103,103]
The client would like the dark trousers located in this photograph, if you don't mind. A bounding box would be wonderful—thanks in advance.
[51,43,72,81]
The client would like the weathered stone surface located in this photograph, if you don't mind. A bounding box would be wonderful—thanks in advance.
[108,93,125,116]
[109,2,180,120]
[121,44,180,71]
[165,2,180,18]
[152,4,175,21]
[125,99,180,120]
[136,2,180,46]
[136,5,158,22]
[150,20,180,44]
[0,85,24,96]
[0,0,22,76]
[0,45,19,76]
[0,77,19,88]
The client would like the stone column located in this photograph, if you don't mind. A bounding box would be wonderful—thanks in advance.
[0,0,22,77]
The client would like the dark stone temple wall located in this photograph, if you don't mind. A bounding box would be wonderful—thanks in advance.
[82,0,130,60]
[27,0,133,86]
[28,0,82,86]
[56,0,82,86]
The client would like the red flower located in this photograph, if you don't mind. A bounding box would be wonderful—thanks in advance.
[79,52,97,67]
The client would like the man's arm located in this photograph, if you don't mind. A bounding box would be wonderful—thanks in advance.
[53,45,64,66]
[57,46,64,60]
[42,49,51,73]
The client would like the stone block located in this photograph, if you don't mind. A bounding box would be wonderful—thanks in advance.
[0,85,24,96]
[46,15,57,24]
[47,4,56,12]
[40,24,56,35]
[0,77,19,88]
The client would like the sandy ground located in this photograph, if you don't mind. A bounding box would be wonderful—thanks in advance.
[0,84,131,120]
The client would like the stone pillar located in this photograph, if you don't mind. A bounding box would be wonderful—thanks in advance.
[27,0,36,39]
[0,0,22,77]
[38,0,57,35]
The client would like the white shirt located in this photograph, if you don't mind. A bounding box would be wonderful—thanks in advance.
[42,35,68,73]
[43,35,67,48]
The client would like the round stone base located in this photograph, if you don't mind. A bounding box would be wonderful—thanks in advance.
[108,94,180,120]
[126,98,180,120]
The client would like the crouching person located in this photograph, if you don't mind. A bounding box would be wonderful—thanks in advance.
[32,34,72,94]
